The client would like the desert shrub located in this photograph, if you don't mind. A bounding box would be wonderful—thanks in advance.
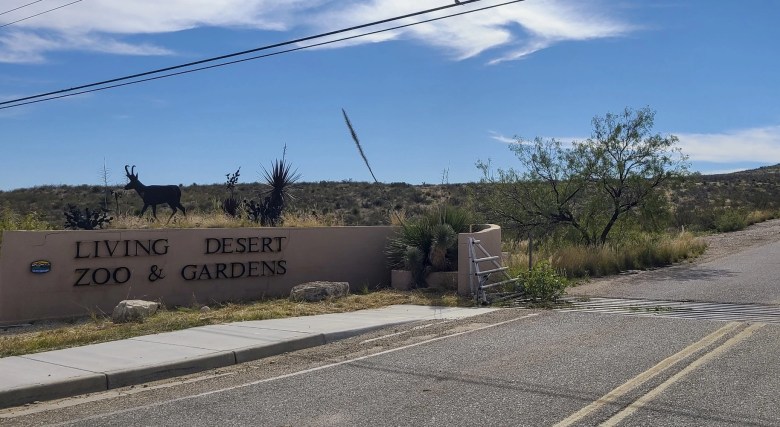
[0,207,51,246]
[517,261,569,301]
[714,209,747,232]
[1,207,50,232]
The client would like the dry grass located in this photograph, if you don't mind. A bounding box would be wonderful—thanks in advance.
[280,210,344,227]
[0,289,466,358]
[553,232,707,277]
[746,209,780,226]
[109,209,344,230]
[507,231,707,278]
[109,211,253,229]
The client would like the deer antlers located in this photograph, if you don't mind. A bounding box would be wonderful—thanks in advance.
[125,165,137,179]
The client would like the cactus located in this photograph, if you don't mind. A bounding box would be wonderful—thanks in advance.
[64,204,112,230]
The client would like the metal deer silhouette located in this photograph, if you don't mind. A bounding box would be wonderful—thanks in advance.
[124,165,186,222]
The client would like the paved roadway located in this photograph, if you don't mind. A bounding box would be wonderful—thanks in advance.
[567,238,780,305]
[3,226,780,426]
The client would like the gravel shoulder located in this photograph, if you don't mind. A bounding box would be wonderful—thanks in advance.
[695,218,780,263]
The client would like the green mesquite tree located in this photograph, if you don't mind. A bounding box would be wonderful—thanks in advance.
[478,107,688,245]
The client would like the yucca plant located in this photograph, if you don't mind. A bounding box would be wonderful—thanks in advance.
[248,154,301,226]
[222,167,241,217]
[429,223,457,271]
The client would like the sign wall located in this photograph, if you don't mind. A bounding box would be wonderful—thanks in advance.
[0,227,396,324]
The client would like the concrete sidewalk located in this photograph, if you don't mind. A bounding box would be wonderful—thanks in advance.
[0,305,497,409]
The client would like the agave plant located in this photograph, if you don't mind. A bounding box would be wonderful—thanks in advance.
[403,246,427,286]
[386,206,472,287]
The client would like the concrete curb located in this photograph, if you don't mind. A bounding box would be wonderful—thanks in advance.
[0,364,106,409]
[0,306,498,409]
[1,332,324,408]
[104,351,237,389]
[234,334,326,364]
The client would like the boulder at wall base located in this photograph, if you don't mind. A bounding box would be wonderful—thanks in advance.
[112,300,161,323]
[290,281,350,302]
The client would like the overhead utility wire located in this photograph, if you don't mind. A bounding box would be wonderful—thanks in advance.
[0,0,524,110]
[0,0,482,106]
[0,0,522,109]
[0,0,47,16]
[0,0,83,29]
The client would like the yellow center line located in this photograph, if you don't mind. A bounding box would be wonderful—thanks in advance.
[601,322,765,427]
[553,321,743,427]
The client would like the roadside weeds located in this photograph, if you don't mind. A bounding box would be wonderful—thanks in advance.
[0,289,468,358]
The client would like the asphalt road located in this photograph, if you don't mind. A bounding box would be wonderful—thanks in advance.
[3,224,780,426]
[3,309,778,427]
[569,227,780,305]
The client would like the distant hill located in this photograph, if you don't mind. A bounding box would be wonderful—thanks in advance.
[0,181,479,227]
[700,164,780,179]
[3,166,780,230]
[727,164,780,175]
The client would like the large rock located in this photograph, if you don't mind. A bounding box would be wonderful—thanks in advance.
[111,300,161,323]
[290,281,350,302]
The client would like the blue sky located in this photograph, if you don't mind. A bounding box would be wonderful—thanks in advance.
[1,0,779,190]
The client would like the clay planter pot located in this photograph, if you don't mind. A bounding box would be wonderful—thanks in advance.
[390,269,414,291]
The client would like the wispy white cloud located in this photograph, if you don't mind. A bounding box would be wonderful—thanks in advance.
[0,0,316,63]
[487,125,780,172]
[489,130,589,145]
[0,0,635,64]
[676,126,780,163]
[0,30,172,63]
[488,130,516,144]
[7,0,319,33]
[485,0,634,64]
[306,0,633,62]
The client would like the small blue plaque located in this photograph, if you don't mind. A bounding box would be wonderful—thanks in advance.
[31,260,52,274]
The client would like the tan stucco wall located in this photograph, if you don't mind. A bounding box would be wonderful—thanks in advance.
[0,227,396,324]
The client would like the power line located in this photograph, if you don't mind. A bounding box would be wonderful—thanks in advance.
[0,0,83,29]
[0,0,47,17]
[0,0,525,110]
[1,0,486,107]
